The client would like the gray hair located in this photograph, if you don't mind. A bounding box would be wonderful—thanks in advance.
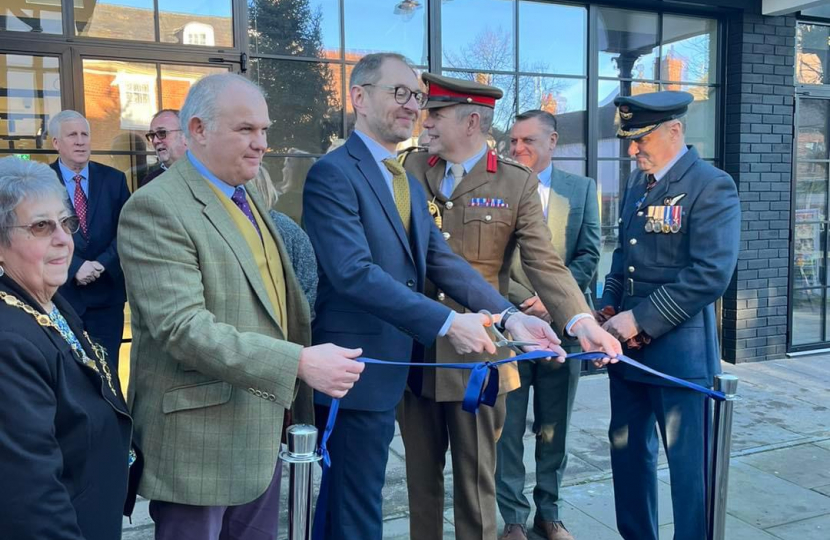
[48,110,89,139]
[151,108,180,123]
[515,109,557,133]
[350,52,413,88]
[0,157,71,247]
[454,103,494,134]
[180,73,266,142]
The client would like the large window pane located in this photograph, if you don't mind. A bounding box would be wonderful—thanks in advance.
[159,0,233,46]
[442,0,515,72]
[797,24,830,85]
[2,1,62,34]
[249,0,339,58]
[518,76,586,158]
[552,160,586,177]
[160,64,229,111]
[262,155,318,225]
[83,60,157,151]
[93,152,158,192]
[0,54,61,153]
[798,99,829,161]
[344,0,427,65]
[796,162,827,221]
[444,70,515,137]
[661,14,717,84]
[519,1,586,76]
[250,58,342,154]
[792,289,824,346]
[76,1,155,42]
[597,8,658,80]
[794,221,826,289]
[673,84,716,159]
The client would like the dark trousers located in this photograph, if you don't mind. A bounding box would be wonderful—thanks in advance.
[608,372,708,540]
[149,459,284,540]
[398,391,506,540]
[83,304,125,370]
[314,404,396,540]
[495,356,580,524]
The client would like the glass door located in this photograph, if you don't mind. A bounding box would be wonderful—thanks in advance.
[791,97,830,350]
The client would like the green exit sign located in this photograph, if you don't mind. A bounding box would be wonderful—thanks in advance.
[14,154,31,160]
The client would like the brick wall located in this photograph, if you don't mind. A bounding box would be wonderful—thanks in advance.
[722,12,796,363]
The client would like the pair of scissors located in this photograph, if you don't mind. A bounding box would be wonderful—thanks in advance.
[479,310,538,354]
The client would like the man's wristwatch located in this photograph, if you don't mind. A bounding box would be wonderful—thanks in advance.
[496,307,520,332]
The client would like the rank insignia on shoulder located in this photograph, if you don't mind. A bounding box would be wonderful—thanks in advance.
[645,205,682,233]
[470,197,508,208]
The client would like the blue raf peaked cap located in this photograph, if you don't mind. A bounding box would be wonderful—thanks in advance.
[613,90,694,140]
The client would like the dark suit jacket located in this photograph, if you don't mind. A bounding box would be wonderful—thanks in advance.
[303,133,511,411]
[600,146,740,385]
[510,167,601,307]
[0,275,134,540]
[50,160,130,316]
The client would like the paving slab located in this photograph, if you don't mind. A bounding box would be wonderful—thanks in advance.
[765,513,830,540]
[559,477,674,530]
[659,515,780,540]
[739,444,830,489]
[814,483,830,497]
[726,460,830,529]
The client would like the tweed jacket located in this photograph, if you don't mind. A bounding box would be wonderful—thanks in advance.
[404,150,590,402]
[118,157,311,506]
[510,166,601,308]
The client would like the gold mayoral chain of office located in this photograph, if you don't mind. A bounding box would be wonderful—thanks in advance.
[0,291,118,397]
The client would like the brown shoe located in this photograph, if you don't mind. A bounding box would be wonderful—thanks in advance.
[533,519,575,540]
[499,523,528,540]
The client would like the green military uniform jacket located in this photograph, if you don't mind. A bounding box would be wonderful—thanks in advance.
[404,149,589,402]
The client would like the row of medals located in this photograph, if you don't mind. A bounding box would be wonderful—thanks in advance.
[645,206,681,234]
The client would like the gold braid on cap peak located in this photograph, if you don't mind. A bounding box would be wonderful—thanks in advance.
[616,123,659,138]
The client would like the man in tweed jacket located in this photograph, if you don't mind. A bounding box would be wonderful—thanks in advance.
[118,74,365,540]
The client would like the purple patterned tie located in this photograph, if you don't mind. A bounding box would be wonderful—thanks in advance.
[231,187,262,238]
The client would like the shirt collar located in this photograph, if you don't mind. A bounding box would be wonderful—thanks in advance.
[186,150,243,199]
[354,129,396,163]
[58,159,89,183]
[652,145,688,182]
[537,163,553,188]
[444,144,489,177]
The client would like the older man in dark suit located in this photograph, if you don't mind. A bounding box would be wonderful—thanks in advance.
[49,110,130,367]
[600,91,740,540]
[496,109,601,540]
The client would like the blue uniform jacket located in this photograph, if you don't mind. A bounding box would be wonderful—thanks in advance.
[601,146,740,385]
[303,134,511,411]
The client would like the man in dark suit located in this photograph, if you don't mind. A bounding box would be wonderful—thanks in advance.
[49,110,131,367]
[599,91,740,540]
[303,53,598,540]
[497,109,601,540]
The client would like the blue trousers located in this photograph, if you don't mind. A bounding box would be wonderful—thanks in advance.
[314,405,396,540]
[608,372,708,540]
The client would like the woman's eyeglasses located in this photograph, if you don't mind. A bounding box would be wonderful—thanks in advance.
[4,216,81,237]
[145,129,182,142]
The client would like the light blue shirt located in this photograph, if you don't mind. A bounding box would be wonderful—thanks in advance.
[186,151,249,200]
[352,130,455,336]
[652,145,688,182]
[58,160,89,210]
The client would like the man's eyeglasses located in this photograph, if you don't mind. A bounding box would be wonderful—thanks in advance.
[361,84,427,107]
[145,129,182,142]
[4,216,81,237]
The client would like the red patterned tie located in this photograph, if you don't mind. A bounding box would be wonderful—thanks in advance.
[73,174,89,237]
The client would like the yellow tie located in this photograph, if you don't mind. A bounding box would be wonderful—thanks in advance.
[382,157,411,235]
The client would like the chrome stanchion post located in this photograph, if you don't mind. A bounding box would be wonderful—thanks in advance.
[708,374,739,540]
[280,424,322,540]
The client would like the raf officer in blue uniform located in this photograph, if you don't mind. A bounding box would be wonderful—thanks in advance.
[598,91,740,540]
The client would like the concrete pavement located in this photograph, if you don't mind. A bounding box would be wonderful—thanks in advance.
[122,355,830,539]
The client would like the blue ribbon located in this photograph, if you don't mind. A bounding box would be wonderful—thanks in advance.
[311,351,725,540]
